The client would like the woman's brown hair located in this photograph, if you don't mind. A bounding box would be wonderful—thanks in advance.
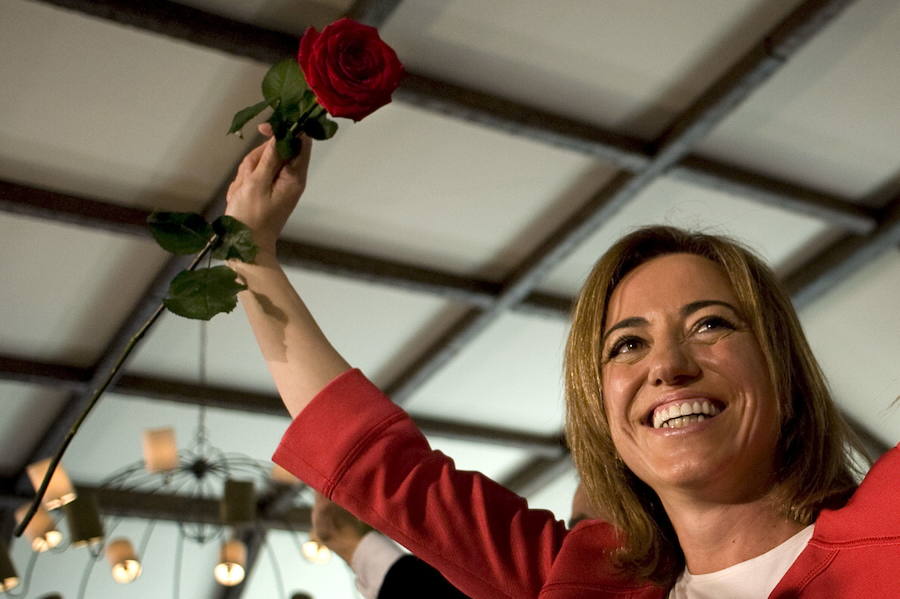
[564,226,867,587]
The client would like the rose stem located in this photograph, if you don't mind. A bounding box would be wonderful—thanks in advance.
[14,235,220,537]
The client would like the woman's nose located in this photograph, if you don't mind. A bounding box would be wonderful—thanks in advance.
[647,337,700,386]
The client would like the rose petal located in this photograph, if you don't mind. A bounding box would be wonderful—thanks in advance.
[297,17,404,121]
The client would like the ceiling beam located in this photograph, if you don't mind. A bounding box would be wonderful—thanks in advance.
[397,73,872,234]
[0,354,564,456]
[0,483,311,532]
[501,453,573,498]
[786,196,900,308]
[345,0,405,28]
[0,179,572,319]
[0,180,149,237]
[113,372,564,455]
[840,409,896,464]
[384,0,858,404]
[646,0,855,164]
[26,0,874,234]
[31,0,297,64]
[0,510,13,546]
[397,72,651,172]
[669,157,874,234]
[0,354,89,390]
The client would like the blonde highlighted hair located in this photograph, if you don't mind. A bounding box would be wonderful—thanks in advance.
[564,226,867,586]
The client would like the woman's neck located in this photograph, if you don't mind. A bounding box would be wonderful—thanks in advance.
[663,493,806,575]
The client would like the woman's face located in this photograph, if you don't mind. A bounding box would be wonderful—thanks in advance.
[600,253,780,503]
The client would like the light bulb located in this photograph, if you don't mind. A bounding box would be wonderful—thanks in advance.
[15,504,63,553]
[111,559,142,584]
[215,539,246,586]
[106,538,141,584]
[26,459,76,510]
[301,539,331,564]
[214,562,245,586]
[32,529,63,552]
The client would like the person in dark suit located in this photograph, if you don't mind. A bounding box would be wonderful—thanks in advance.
[312,492,470,599]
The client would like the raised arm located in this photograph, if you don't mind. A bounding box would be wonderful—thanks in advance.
[228,132,585,599]
[225,131,350,417]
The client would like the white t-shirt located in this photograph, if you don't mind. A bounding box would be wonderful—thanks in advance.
[668,525,814,599]
[350,531,406,599]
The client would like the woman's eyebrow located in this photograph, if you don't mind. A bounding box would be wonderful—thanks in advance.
[601,316,647,344]
[680,299,739,317]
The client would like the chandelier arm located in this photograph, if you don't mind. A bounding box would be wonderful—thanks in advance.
[137,518,158,558]
[49,539,71,554]
[3,546,40,598]
[173,525,184,599]
[261,525,285,599]
[108,467,170,492]
[100,460,151,488]
[76,545,99,599]
[164,471,200,496]
[221,454,271,474]
[47,510,71,554]
[280,511,307,551]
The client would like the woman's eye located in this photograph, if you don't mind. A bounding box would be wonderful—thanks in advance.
[695,316,735,334]
[607,336,644,359]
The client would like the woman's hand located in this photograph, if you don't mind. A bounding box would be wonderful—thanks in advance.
[311,492,370,563]
[225,124,312,253]
[228,124,350,417]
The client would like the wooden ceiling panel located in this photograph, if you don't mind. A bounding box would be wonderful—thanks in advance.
[537,175,839,297]
[0,213,169,366]
[800,249,900,446]
[382,0,803,138]
[698,0,900,199]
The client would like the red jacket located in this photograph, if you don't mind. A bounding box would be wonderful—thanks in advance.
[273,369,900,598]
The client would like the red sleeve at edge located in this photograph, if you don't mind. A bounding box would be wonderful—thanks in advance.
[271,369,567,599]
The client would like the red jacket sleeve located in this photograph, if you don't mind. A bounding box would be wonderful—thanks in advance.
[272,369,568,599]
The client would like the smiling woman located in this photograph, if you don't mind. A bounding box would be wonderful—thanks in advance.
[225,135,899,599]
[566,228,864,588]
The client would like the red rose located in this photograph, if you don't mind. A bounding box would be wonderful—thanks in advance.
[297,18,404,122]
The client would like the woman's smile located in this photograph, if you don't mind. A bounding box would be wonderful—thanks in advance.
[601,253,780,498]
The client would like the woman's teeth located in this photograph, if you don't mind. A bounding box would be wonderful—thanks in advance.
[652,400,720,429]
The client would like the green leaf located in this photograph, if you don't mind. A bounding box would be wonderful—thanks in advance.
[275,135,302,160]
[303,114,339,140]
[163,266,247,320]
[283,89,317,121]
[300,89,317,116]
[228,100,270,135]
[267,108,289,139]
[147,212,214,255]
[211,215,258,263]
[262,59,308,110]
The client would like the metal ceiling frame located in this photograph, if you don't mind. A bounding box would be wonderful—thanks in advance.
[4,0,900,596]
[0,354,565,456]
[0,179,573,318]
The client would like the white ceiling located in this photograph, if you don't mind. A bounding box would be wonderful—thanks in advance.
[2,0,899,598]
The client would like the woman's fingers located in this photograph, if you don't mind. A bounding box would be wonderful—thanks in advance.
[282,136,312,186]
[257,122,274,137]
[236,138,269,185]
[253,137,281,185]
